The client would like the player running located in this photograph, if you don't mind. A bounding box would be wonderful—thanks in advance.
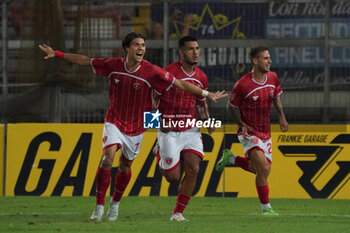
[39,32,227,221]
[215,46,288,215]
[153,36,215,221]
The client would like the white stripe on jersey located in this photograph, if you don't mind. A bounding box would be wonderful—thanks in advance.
[244,85,275,100]
[153,89,162,95]
[107,72,152,88]
[181,66,196,77]
[251,74,268,85]
[165,78,176,91]
[123,61,141,73]
[182,78,204,88]
[274,90,283,98]
[122,75,131,132]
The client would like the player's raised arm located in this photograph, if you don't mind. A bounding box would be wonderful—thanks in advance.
[38,44,91,66]
[173,79,227,102]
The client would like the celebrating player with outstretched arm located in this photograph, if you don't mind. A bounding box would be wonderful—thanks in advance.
[39,32,227,222]
[215,46,288,215]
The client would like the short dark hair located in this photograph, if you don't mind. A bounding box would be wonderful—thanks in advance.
[178,36,197,48]
[122,32,146,52]
[250,46,268,63]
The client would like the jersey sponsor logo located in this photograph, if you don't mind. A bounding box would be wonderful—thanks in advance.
[164,72,170,81]
[114,79,120,84]
[252,95,259,101]
[143,110,161,129]
[133,82,141,90]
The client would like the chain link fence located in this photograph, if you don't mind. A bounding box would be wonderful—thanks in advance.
[1,0,349,123]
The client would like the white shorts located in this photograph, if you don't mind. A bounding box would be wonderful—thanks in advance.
[157,127,204,172]
[102,122,144,161]
[238,135,272,162]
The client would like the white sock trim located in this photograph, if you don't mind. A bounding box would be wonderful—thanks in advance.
[111,200,120,206]
[228,155,236,165]
[262,203,271,210]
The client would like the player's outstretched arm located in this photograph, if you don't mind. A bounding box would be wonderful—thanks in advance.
[38,44,91,66]
[273,96,288,132]
[207,90,227,102]
[173,79,227,102]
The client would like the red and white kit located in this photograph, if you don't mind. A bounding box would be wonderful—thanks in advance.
[228,71,282,160]
[157,61,208,171]
[92,57,175,159]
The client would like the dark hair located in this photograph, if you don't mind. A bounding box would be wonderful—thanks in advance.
[178,35,197,48]
[122,32,146,52]
[250,45,268,63]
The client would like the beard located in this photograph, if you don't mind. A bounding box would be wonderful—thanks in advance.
[257,65,269,73]
[184,58,198,66]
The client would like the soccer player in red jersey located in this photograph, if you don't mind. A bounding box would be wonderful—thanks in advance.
[215,46,288,215]
[153,36,215,221]
[39,32,226,221]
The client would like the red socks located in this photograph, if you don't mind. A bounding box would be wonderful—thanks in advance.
[256,184,270,204]
[235,156,250,171]
[173,194,191,214]
[112,169,132,202]
[95,167,132,205]
[95,166,111,205]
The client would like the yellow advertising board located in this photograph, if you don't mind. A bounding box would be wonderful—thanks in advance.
[0,124,4,196]
[5,124,350,199]
[220,125,350,199]
[6,124,104,196]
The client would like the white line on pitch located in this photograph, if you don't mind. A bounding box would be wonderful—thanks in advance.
[248,212,350,218]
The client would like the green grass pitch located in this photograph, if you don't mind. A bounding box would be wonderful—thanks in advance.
[1,196,349,233]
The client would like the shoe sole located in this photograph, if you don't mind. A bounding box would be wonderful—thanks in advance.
[107,212,118,221]
[90,216,103,221]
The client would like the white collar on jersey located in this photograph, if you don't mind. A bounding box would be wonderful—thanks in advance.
[181,66,196,77]
[124,59,141,73]
[251,73,268,85]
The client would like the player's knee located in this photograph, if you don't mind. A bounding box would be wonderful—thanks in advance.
[118,159,132,174]
[186,165,199,176]
[118,166,130,175]
[100,155,113,169]
[257,163,270,176]
[164,173,180,183]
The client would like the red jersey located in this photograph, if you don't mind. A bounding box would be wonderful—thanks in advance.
[159,61,208,131]
[228,71,282,141]
[91,57,175,136]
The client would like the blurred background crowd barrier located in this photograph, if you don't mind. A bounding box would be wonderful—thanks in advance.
[0,0,349,124]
